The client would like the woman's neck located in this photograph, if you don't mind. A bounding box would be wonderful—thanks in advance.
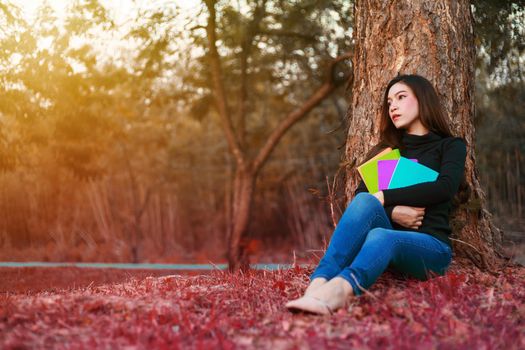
[405,121,429,136]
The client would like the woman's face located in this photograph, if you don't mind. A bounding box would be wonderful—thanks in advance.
[387,82,421,131]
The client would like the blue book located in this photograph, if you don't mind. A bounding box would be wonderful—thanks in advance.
[387,157,439,189]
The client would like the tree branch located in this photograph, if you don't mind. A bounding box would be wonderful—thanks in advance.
[237,0,267,148]
[204,0,246,168]
[252,52,353,173]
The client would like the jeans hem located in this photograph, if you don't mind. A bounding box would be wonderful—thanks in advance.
[337,272,362,296]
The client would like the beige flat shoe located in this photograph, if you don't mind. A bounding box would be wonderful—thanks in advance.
[285,296,334,315]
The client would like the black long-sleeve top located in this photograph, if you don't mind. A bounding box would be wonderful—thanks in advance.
[354,130,467,246]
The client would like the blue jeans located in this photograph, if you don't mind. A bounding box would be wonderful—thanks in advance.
[311,192,452,296]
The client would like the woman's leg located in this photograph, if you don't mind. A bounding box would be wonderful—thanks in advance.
[287,223,451,314]
[287,193,391,314]
[337,228,452,295]
[310,192,393,282]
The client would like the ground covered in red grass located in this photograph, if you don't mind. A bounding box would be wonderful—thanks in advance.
[0,267,199,294]
[1,259,524,349]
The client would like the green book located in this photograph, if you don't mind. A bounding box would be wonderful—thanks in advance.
[357,148,401,193]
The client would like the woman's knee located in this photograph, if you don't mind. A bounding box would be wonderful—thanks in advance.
[365,227,392,245]
[353,192,376,202]
[347,192,382,212]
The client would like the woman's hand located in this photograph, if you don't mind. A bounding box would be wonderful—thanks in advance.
[391,205,425,230]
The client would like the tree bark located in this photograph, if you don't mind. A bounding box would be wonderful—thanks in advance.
[345,0,503,269]
[228,167,255,271]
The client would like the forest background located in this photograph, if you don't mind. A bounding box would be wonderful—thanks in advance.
[0,0,523,265]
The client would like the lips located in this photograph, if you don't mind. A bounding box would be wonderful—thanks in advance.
[392,114,401,121]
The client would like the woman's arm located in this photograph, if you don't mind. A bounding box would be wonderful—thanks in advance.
[391,206,426,230]
[382,137,467,207]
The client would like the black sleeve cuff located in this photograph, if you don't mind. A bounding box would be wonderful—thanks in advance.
[384,205,395,221]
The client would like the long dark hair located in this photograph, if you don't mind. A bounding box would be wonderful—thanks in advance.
[364,74,454,161]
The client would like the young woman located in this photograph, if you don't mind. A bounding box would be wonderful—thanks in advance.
[286,74,467,315]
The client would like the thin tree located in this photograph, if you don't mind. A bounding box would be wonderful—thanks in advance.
[204,0,352,270]
[345,0,503,269]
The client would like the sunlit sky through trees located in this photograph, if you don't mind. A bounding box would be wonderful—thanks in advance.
[9,0,204,78]
[15,0,202,21]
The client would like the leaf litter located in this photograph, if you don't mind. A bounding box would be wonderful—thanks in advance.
[0,258,523,349]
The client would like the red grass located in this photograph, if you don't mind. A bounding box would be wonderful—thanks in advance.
[1,259,523,349]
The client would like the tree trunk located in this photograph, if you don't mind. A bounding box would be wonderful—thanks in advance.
[227,168,255,271]
[345,0,503,269]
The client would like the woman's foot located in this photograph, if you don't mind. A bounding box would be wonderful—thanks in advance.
[304,277,327,296]
[285,295,334,315]
[286,277,353,315]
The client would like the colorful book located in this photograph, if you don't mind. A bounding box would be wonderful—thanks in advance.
[377,158,418,190]
[357,148,401,193]
[385,157,439,189]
